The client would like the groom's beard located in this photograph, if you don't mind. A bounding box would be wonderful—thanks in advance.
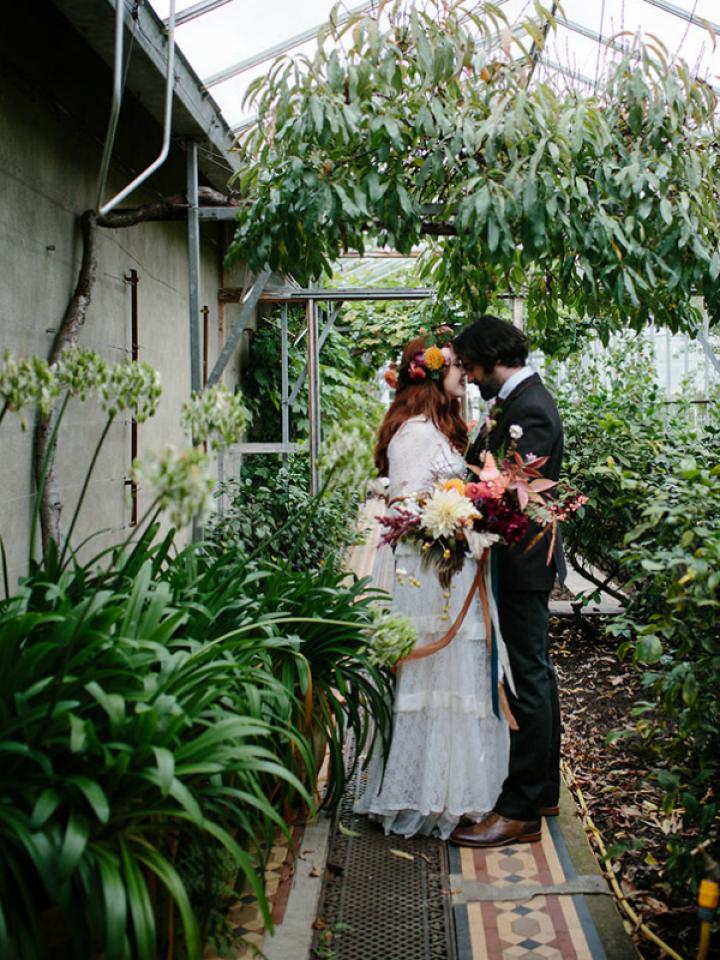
[479,382,498,401]
[478,371,502,401]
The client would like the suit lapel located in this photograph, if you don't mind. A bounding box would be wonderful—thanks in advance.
[489,373,542,450]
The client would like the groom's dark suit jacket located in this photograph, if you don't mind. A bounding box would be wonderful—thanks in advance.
[467,372,567,593]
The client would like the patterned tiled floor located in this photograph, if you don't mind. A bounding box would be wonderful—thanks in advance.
[450,818,608,960]
[204,822,305,959]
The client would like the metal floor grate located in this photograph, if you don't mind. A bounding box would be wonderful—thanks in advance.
[311,759,457,960]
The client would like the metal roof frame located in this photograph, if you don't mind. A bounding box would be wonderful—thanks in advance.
[203,0,374,88]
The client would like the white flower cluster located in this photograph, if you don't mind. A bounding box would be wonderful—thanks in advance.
[181,384,249,450]
[365,608,418,669]
[509,424,524,440]
[1,347,164,425]
[99,359,161,422]
[52,346,107,402]
[132,445,213,527]
[0,352,57,423]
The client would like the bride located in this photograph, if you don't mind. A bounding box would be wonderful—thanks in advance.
[355,334,512,840]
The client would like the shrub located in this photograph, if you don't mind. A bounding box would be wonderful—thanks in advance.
[550,336,720,887]
[207,456,363,572]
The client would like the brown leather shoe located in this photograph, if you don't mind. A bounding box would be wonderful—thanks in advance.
[449,811,541,848]
[539,804,559,817]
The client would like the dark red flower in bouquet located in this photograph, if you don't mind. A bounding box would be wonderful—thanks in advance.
[477,495,530,544]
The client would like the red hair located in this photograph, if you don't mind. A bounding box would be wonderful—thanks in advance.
[375,336,468,476]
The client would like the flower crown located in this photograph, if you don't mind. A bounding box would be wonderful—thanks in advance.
[384,326,456,391]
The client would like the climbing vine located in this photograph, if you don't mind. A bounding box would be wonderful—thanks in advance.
[228,0,720,347]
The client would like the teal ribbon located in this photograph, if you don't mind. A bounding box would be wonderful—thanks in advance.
[490,548,500,720]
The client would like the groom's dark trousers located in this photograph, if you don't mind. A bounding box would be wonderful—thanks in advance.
[468,372,566,821]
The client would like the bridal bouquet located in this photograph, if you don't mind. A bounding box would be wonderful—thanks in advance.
[379,428,587,588]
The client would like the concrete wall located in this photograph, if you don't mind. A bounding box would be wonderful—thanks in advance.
[0,3,243,589]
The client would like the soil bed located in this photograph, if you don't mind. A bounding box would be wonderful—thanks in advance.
[551,615,703,960]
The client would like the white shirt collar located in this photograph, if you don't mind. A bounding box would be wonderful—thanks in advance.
[497,365,534,401]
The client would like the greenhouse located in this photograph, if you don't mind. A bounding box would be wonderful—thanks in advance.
[1,0,719,958]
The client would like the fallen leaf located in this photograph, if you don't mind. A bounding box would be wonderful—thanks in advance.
[338,823,362,838]
[312,918,328,930]
[308,866,321,878]
[389,848,415,861]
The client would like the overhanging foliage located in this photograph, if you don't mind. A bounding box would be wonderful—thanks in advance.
[228,0,720,346]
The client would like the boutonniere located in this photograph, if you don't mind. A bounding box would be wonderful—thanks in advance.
[486,401,503,433]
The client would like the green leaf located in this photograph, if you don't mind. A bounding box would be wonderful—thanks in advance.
[69,713,88,753]
[134,844,201,960]
[682,672,698,707]
[636,635,663,664]
[30,788,62,830]
[120,837,156,960]
[95,848,129,960]
[660,198,673,224]
[152,746,175,798]
[58,812,90,880]
[68,776,110,824]
[85,681,125,732]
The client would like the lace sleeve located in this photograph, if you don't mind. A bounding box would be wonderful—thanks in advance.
[387,419,455,500]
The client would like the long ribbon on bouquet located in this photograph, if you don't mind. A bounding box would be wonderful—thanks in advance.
[395,549,519,731]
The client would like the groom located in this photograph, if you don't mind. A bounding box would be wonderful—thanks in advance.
[450,315,566,848]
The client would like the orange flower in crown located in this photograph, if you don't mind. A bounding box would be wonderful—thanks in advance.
[423,345,445,371]
[384,366,399,390]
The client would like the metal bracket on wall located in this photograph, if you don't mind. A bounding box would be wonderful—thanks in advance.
[288,304,341,404]
[205,269,272,387]
[697,328,720,377]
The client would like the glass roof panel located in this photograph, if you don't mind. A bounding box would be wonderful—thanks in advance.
[148,0,720,132]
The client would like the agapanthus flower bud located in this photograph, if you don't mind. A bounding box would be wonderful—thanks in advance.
[365,608,418,668]
[132,445,213,527]
[181,383,249,450]
[52,346,108,402]
[0,352,59,425]
[100,360,161,422]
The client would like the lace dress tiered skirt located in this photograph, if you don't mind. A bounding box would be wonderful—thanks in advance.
[355,541,511,840]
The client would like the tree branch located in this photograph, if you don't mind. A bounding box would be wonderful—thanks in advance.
[34,210,99,553]
[420,220,457,236]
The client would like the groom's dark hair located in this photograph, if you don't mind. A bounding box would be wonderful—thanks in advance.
[453,315,529,374]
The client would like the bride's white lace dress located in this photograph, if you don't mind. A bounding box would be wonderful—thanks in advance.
[355,416,511,839]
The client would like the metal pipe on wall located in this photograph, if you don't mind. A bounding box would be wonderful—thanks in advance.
[124,269,139,526]
[99,0,178,215]
[95,0,126,211]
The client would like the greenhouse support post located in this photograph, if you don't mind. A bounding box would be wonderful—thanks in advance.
[186,140,202,395]
[306,299,321,494]
[281,303,290,463]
